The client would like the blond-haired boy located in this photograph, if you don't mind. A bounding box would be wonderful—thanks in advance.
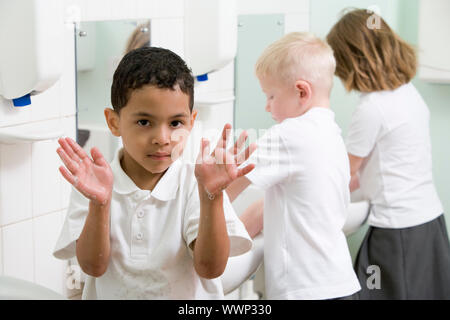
[227,32,361,300]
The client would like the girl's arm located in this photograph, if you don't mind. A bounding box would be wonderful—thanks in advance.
[348,153,365,192]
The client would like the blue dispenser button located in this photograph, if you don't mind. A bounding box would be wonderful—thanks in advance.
[12,94,31,107]
[196,74,208,82]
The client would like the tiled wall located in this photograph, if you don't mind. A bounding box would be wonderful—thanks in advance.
[0,0,309,298]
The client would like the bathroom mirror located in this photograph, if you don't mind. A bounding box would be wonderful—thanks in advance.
[75,19,151,162]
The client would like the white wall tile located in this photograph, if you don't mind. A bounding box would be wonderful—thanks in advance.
[85,0,111,22]
[64,0,87,23]
[284,13,310,33]
[238,0,309,15]
[110,0,137,21]
[0,227,3,275]
[32,137,62,217]
[60,116,77,209]
[33,211,66,294]
[0,143,33,226]
[136,0,156,19]
[61,23,77,118]
[150,18,185,58]
[2,220,34,282]
[154,0,184,18]
[67,0,159,22]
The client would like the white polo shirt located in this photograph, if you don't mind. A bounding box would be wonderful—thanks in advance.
[53,148,252,300]
[245,107,361,300]
[346,83,443,229]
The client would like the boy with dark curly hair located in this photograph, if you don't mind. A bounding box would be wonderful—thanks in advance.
[53,47,255,299]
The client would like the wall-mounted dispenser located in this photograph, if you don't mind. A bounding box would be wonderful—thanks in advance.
[184,0,237,80]
[0,0,64,107]
[418,0,450,83]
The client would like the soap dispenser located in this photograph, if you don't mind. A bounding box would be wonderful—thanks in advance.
[0,0,64,107]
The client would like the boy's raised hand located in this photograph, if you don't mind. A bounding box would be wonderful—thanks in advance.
[195,124,257,198]
[56,137,113,206]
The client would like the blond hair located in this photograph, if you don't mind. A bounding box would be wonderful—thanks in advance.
[326,8,417,92]
[255,32,336,94]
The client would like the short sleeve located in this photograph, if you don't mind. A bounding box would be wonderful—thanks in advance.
[346,98,384,158]
[244,125,291,190]
[183,187,252,258]
[53,188,89,260]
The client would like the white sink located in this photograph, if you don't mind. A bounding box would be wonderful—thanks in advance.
[343,200,370,235]
[0,276,66,300]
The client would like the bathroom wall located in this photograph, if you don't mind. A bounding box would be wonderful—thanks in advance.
[396,0,450,229]
[0,14,76,296]
[0,0,188,298]
[0,0,311,298]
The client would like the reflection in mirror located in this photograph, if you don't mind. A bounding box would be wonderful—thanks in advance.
[75,19,151,162]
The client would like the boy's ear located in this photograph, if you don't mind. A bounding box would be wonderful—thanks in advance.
[104,108,121,137]
[295,80,312,102]
[190,109,198,126]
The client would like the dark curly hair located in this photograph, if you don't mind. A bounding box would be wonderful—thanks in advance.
[111,47,194,113]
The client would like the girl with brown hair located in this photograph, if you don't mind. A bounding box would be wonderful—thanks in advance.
[327,8,450,299]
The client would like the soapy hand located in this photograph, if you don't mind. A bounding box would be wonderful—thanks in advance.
[194,124,257,199]
[56,137,113,206]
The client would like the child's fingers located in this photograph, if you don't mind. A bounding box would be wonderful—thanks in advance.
[57,147,80,175]
[91,147,108,167]
[202,138,210,156]
[236,163,255,178]
[200,138,211,161]
[59,166,98,200]
[236,142,257,166]
[230,130,248,155]
[59,165,78,186]
[58,137,82,163]
[65,137,89,163]
[215,123,232,150]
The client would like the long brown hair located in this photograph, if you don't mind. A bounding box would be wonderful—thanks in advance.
[326,8,417,92]
[124,21,151,54]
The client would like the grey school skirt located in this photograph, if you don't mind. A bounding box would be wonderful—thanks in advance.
[354,214,450,300]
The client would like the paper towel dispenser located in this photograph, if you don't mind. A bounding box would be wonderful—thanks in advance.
[184,0,237,80]
[0,0,64,106]
[418,0,450,83]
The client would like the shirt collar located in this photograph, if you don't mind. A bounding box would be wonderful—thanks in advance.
[110,148,181,201]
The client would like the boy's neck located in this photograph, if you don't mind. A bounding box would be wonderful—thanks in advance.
[120,150,166,191]
[295,95,330,118]
[307,94,330,110]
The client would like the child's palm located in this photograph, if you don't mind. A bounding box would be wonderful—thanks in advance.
[57,137,113,205]
[195,124,256,196]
